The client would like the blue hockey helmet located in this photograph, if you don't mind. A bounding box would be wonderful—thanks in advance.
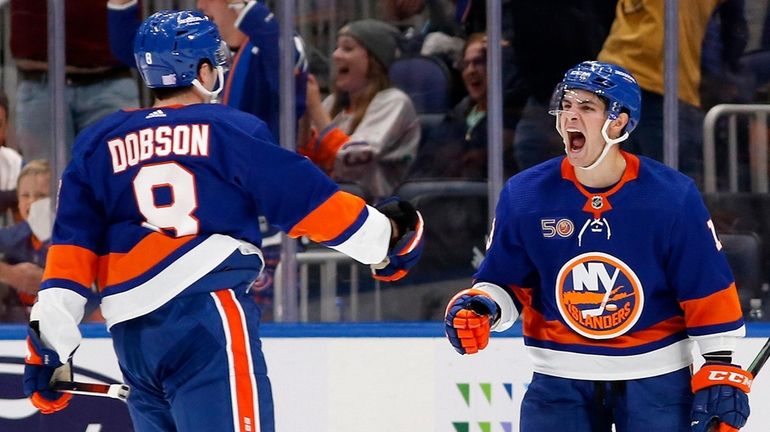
[553,61,642,133]
[133,10,229,88]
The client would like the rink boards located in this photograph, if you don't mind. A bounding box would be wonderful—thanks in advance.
[1,322,769,432]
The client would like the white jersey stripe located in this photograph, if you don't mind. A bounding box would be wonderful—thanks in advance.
[526,339,695,380]
[101,234,243,328]
[329,204,391,265]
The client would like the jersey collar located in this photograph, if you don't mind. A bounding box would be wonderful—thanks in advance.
[560,151,640,218]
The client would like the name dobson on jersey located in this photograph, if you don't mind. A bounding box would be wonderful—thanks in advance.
[108,123,210,174]
[555,252,644,339]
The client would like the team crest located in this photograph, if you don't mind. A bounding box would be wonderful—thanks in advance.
[556,219,574,237]
[555,252,644,339]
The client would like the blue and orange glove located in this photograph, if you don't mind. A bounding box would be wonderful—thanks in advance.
[371,198,424,282]
[690,362,752,432]
[445,289,500,354]
[23,324,73,414]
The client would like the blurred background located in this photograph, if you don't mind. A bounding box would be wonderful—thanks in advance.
[0,0,769,326]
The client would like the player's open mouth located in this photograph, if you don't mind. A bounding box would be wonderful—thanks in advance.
[567,130,586,152]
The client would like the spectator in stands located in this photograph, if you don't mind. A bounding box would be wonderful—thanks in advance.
[300,19,421,202]
[410,33,515,180]
[385,0,466,105]
[451,1,616,171]
[0,91,23,219]
[384,0,461,54]
[385,0,457,35]
[0,160,51,322]
[0,159,102,323]
[10,0,140,161]
[598,0,747,188]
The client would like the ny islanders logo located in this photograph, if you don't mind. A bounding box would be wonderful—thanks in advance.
[555,252,644,339]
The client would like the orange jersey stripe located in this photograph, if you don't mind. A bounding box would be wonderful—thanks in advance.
[512,286,686,349]
[214,290,257,432]
[297,127,349,173]
[43,244,99,288]
[96,233,194,289]
[679,284,743,328]
[288,190,366,242]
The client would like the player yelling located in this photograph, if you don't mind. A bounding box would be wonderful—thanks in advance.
[445,61,751,432]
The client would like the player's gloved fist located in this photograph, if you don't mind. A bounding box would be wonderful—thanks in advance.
[371,198,424,282]
[445,289,500,355]
[24,324,73,414]
[690,362,752,432]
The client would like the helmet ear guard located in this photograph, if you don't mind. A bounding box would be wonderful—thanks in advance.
[133,10,231,100]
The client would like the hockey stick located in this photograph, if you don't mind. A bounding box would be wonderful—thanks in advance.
[747,337,770,376]
[51,381,130,402]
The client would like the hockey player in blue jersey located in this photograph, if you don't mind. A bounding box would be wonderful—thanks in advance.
[108,0,309,310]
[445,61,752,432]
[22,11,424,431]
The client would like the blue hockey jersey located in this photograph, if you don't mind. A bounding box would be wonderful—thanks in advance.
[475,152,745,380]
[40,104,391,329]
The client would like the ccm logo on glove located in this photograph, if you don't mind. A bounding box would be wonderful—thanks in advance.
[692,364,753,394]
[706,370,753,387]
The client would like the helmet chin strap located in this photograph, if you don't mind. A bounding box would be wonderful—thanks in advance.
[191,66,226,103]
[556,117,629,171]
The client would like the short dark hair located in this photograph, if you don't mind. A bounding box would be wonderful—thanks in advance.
[150,85,193,101]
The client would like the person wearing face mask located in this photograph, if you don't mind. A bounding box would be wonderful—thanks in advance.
[300,19,421,202]
[443,61,752,432]
[0,160,51,321]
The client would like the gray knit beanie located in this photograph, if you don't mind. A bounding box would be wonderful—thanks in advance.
[338,19,401,69]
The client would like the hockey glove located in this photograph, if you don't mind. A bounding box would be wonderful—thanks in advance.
[445,289,500,355]
[371,198,424,282]
[24,323,73,414]
[690,362,752,432]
